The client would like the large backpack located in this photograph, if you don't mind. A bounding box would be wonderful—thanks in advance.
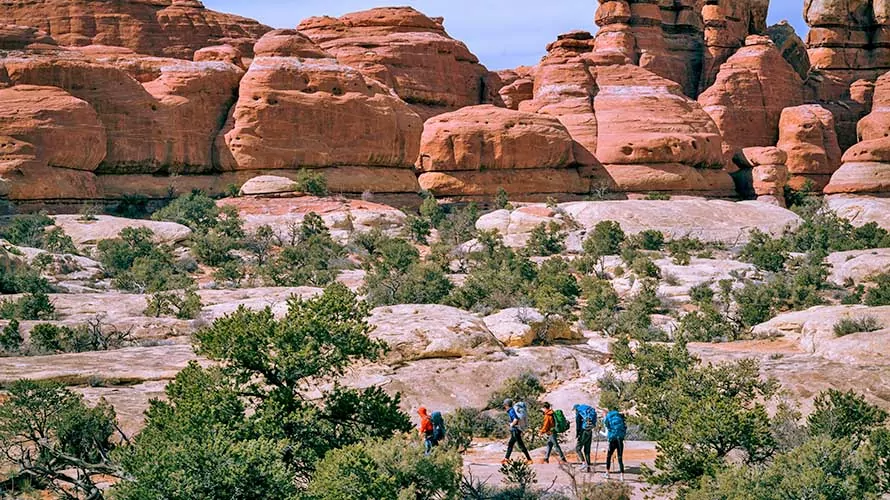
[606,411,627,440]
[513,402,529,431]
[553,409,570,434]
[582,406,598,430]
[431,411,447,441]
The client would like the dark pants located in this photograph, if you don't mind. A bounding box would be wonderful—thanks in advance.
[424,433,438,455]
[576,429,593,466]
[545,432,566,461]
[607,438,624,473]
[506,427,531,460]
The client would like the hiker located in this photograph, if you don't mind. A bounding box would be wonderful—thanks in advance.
[539,402,567,463]
[603,406,627,481]
[573,403,597,472]
[418,407,437,455]
[502,399,532,463]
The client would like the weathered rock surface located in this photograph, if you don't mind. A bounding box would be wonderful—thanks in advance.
[777,105,842,190]
[699,36,804,157]
[217,30,423,178]
[52,215,192,247]
[0,0,271,59]
[826,248,890,286]
[298,7,496,119]
[496,68,535,110]
[826,195,890,229]
[0,24,56,49]
[482,308,545,348]
[238,175,297,197]
[369,305,501,362]
[477,200,801,245]
[766,21,811,81]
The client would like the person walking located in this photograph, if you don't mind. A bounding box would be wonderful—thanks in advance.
[502,399,532,463]
[418,407,437,455]
[573,403,597,472]
[539,402,567,463]
[603,406,627,481]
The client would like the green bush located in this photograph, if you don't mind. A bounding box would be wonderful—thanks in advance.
[308,436,462,500]
[443,407,506,453]
[419,194,446,228]
[42,227,78,254]
[294,168,329,196]
[404,214,432,244]
[833,316,883,337]
[437,203,479,246]
[29,317,133,354]
[637,230,665,251]
[362,235,452,306]
[676,306,741,343]
[0,259,50,294]
[526,222,566,256]
[0,291,55,321]
[145,288,203,320]
[261,212,348,287]
[574,480,633,500]
[495,187,513,210]
[583,221,626,259]
[97,227,193,292]
[581,277,619,331]
[786,203,890,257]
[151,190,220,231]
[808,389,888,445]
[666,237,707,265]
[864,273,890,306]
[532,257,580,317]
[0,319,22,354]
[740,229,788,272]
[689,282,715,306]
[629,255,662,279]
[645,192,671,201]
[0,213,54,248]
[211,259,246,287]
[734,260,829,328]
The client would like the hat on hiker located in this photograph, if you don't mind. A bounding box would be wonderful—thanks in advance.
[503,399,514,408]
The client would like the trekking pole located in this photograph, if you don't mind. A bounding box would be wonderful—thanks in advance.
[593,422,600,475]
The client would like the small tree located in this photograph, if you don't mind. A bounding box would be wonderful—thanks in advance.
[0,319,22,354]
[583,221,626,272]
[0,380,121,499]
[808,389,888,446]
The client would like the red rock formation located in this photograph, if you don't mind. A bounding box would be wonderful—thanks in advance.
[0,0,271,60]
[700,0,770,91]
[0,85,104,200]
[416,105,586,198]
[699,36,804,158]
[745,146,790,206]
[766,21,811,81]
[826,71,890,194]
[217,29,422,195]
[497,68,535,110]
[194,45,243,69]
[0,24,56,50]
[298,7,497,119]
[2,48,243,174]
[777,105,842,191]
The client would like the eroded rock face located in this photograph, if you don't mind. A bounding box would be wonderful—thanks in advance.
[826,72,890,194]
[416,105,586,198]
[52,215,192,248]
[777,105,843,191]
[0,24,56,50]
[742,147,790,206]
[217,30,423,178]
[496,68,535,110]
[699,36,804,158]
[0,0,271,59]
[298,7,497,119]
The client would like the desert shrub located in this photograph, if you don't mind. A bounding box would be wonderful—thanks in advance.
[0,380,119,500]
[262,212,348,287]
[734,260,829,328]
[30,316,133,354]
[532,257,580,317]
[676,306,741,343]
[211,259,246,287]
[636,230,666,251]
[437,203,479,246]
[144,288,203,320]
[294,168,328,196]
[808,389,888,445]
[689,282,715,306]
[444,407,506,453]
[419,194,446,228]
[581,277,619,331]
[583,221,625,259]
[666,237,707,265]
[529,316,577,345]
[629,254,662,279]
[97,227,193,292]
[362,235,452,306]
[0,319,22,354]
[645,192,671,201]
[864,272,890,306]
[574,480,633,500]
[786,203,890,257]
[0,259,50,295]
[151,190,219,231]
[740,229,788,272]
[526,221,566,256]
[42,227,78,254]
[308,436,462,500]
[0,291,55,321]
[495,187,513,210]
[243,224,276,266]
[600,279,665,341]
[111,194,152,219]
[833,316,883,337]
[405,213,432,244]
[0,213,54,248]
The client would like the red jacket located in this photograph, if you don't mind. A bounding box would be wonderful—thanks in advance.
[418,407,433,436]
[540,409,556,434]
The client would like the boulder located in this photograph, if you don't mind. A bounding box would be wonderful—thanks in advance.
[752,164,790,206]
[52,215,192,247]
[217,30,423,176]
[826,248,890,286]
[766,21,811,81]
[497,69,535,110]
[826,195,890,229]
[238,175,297,197]
[0,0,271,59]
[699,36,804,157]
[417,105,575,172]
[368,305,501,362]
[193,44,243,67]
[0,24,56,49]
[482,308,546,348]
[700,0,771,92]
[298,7,496,119]
[777,105,842,191]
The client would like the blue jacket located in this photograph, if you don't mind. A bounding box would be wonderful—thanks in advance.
[604,410,627,441]
[507,407,519,426]
[574,404,596,434]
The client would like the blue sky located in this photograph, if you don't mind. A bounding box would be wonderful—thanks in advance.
[204,1,807,70]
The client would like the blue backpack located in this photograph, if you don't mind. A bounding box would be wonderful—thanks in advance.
[431,411,446,441]
[581,406,598,430]
[605,410,627,440]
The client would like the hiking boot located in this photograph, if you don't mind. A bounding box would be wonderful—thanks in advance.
[501,458,510,465]
[604,471,611,480]
[620,473,625,482]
